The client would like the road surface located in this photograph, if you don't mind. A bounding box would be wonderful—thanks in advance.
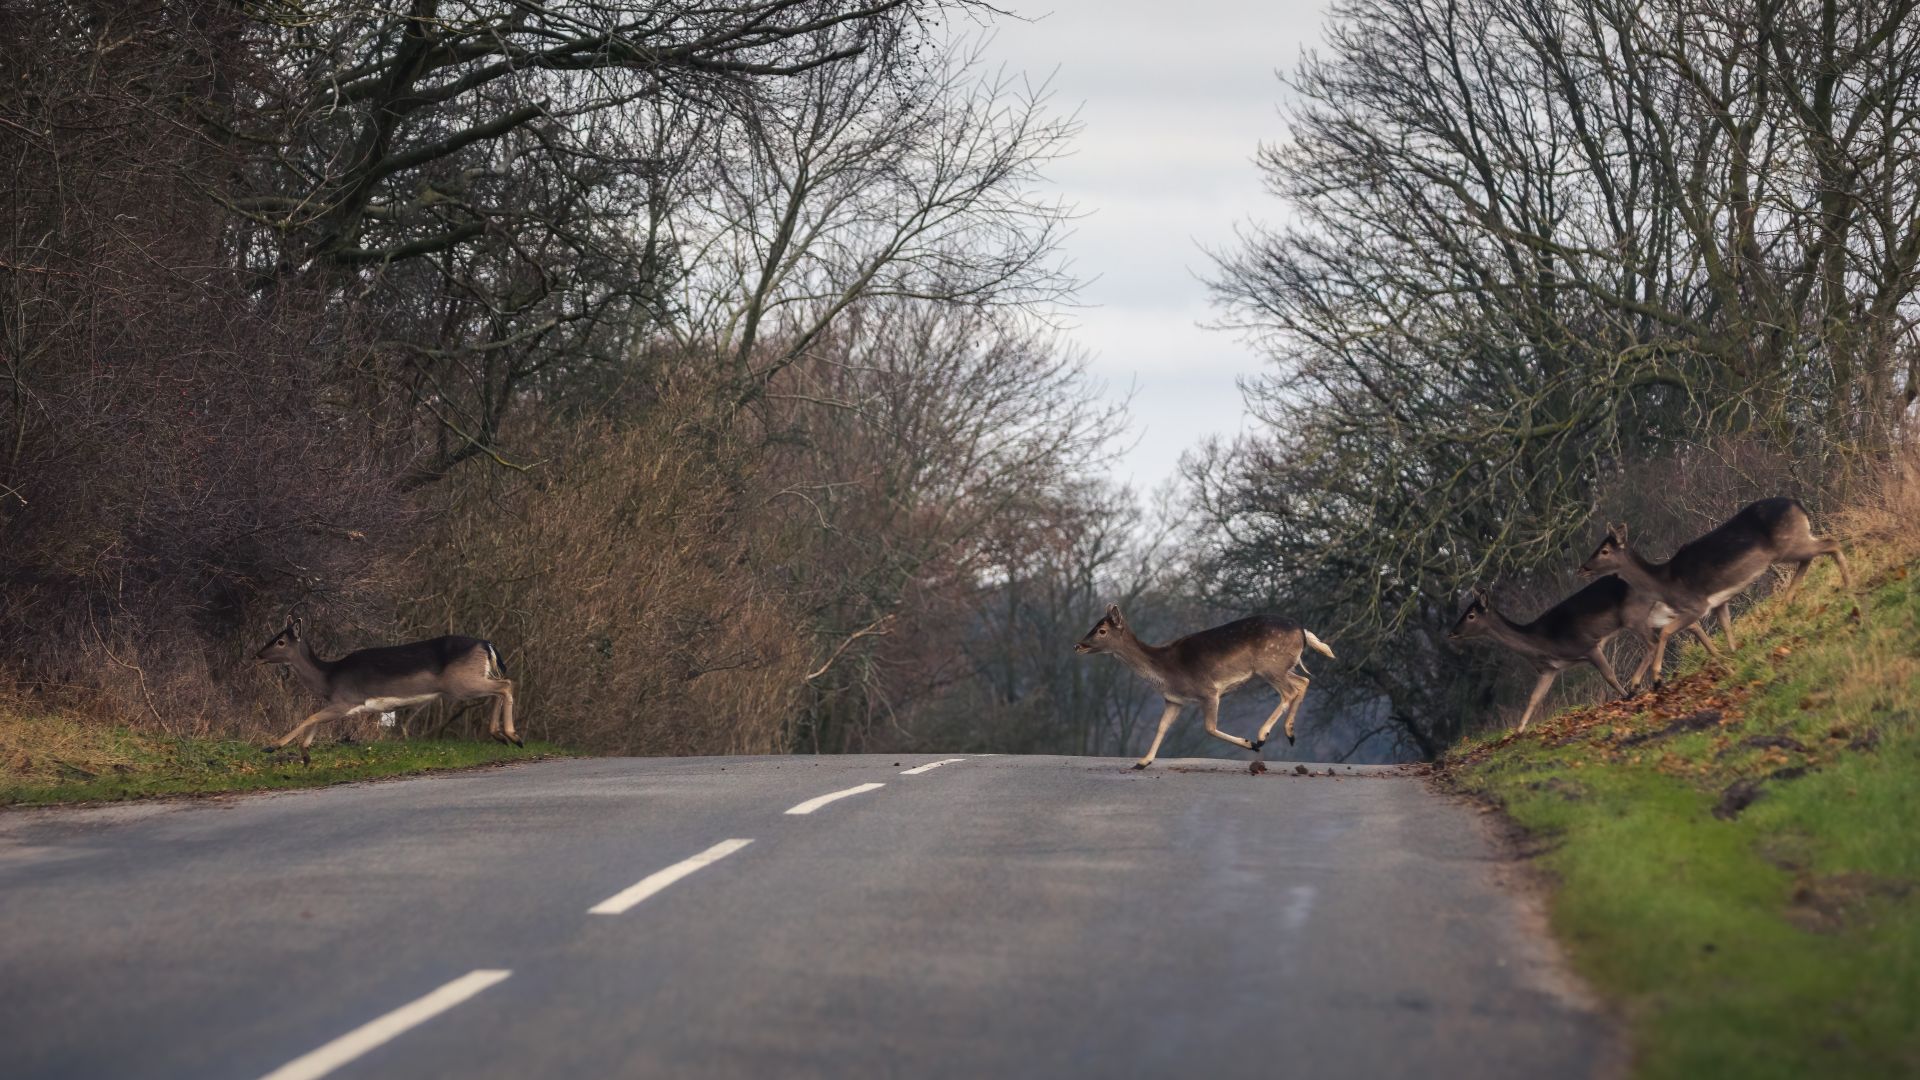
[0,755,1618,1078]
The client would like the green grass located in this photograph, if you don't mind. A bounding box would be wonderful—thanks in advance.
[0,713,569,806]
[1443,556,1920,1078]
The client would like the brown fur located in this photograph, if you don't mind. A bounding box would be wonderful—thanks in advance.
[254,620,517,762]
[1579,497,1852,689]
[1074,605,1333,771]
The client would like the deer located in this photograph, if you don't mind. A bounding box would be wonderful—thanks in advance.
[1073,604,1335,775]
[254,618,518,765]
[1578,497,1853,691]
[1446,575,1646,733]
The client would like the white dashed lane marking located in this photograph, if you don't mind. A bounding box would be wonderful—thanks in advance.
[258,969,511,1080]
[784,782,886,815]
[900,758,966,775]
[588,839,755,915]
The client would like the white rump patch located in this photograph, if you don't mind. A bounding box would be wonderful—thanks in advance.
[1648,603,1677,628]
[378,711,397,728]
[350,694,439,717]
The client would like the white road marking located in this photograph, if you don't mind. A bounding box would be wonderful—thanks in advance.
[1281,884,1316,933]
[258,969,511,1080]
[784,782,886,815]
[900,758,966,775]
[588,839,754,915]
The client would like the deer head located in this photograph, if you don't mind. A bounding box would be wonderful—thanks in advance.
[1073,604,1128,655]
[1578,522,1631,577]
[1447,586,1493,642]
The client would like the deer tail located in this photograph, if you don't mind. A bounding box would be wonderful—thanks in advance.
[1302,629,1336,660]
[483,641,507,678]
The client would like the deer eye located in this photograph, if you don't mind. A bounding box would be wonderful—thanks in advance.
[1466,612,1477,620]
[1096,627,1107,635]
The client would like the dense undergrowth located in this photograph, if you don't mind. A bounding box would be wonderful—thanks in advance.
[1442,507,1920,1077]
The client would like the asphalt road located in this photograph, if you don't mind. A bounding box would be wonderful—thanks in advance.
[0,755,1618,1079]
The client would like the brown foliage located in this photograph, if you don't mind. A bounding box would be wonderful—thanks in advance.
[408,403,807,754]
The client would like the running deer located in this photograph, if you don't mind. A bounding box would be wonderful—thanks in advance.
[1447,575,1644,732]
[1073,605,1335,775]
[1578,497,1853,690]
[254,619,518,764]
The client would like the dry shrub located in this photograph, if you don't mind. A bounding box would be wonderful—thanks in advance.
[1834,439,1920,569]
[408,404,807,754]
[0,3,417,739]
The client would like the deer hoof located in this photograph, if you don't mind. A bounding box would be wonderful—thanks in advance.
[1287,734,1296,746]
[1249,760,1269,775]
[511,735,524,748]
[1131,762,1148,771]
[299,748,312,767]
[1249,738,1266,752]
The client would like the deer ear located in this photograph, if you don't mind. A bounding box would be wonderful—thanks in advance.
[289,617,303,639]
[1105,604,1125,628]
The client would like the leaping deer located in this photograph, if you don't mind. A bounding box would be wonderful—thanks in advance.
[254,619,519,764]
[1446,576,1644,732]
[1578,497,1852,691]
[1073,604,1335,775]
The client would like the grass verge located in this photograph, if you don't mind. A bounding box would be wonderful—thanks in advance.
[1,712,569,806]
[1440,546,1920,1078]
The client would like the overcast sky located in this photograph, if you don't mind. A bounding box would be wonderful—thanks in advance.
[979,2,1328,494]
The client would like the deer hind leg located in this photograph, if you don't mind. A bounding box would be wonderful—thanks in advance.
[1647,621,1686,691]
[1255,673,1307,748]
[1283,682,1309,744]
[1781,540,1855,616]
[1625,633,1658,694]
[1201,695,1256,753]
[1688,616,1723,658]
[1697,599,1743,653]
[1251,681,1289,751]
[1516,671,1559,733]
[1134,702,1182,770]
[488,679,519,747]
[1589,647,1627,700]
[1781,559,1813,604]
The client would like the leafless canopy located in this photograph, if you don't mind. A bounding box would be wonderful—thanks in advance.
[1200,0,1920,750]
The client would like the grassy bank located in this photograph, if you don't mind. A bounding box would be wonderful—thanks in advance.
[0,712,566,806]
[1442,543,1920,1077]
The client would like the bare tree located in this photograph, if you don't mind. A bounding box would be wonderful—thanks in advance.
[1201,0,1920,751]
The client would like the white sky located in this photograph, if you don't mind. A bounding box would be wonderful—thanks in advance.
[980,1,1329,494]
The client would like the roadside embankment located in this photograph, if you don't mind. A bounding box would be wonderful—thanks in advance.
[0,711,562,806]
[1441,517,1920,1078]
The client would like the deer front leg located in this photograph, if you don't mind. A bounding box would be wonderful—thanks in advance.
[1201,695,1256,752]
[1515,671,1558,733]
[1647,623,1680,690]
[270,703,351,752]
[1716,604,1737,652]
[1134,702,1182,770]
[268,703,352,767]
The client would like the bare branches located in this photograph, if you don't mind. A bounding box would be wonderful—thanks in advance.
[1201,0,1920,750]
